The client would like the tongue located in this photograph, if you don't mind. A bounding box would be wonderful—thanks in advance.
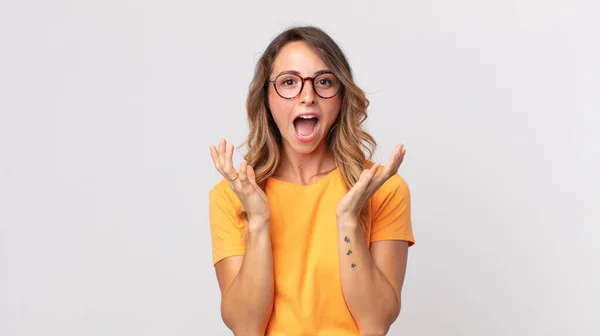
[295,118,317,136]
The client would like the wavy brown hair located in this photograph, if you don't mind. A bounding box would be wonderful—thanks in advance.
[241,26,377,228]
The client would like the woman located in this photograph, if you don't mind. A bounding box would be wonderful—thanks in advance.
[209,26,415,335]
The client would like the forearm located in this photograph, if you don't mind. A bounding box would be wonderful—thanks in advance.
[337,217,400,336]
[222,225,274,335]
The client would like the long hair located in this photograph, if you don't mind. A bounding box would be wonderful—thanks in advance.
[241,26,376,228]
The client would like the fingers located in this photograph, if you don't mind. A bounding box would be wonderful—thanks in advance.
[217,138,227,170]
[367,162,380,182]
[210,138,239,182]
[395,144,406,161]
[238,159,248,182]
[359,168,369,180]
[357,163,379,189]
[381,144,405,177]
[247,164,259,188]
[238,159,254,193]
[209,145,221,173]
[366,144,406,194]
[223,142,237,180]
[394,144,406,167]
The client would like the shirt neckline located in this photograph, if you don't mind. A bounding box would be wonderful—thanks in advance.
[266,166,340,189]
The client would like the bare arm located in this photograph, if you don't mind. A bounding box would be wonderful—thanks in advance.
[337,218,408,336]
[335,145,410,335]
[210,139,275,335]
[215,224,274,335]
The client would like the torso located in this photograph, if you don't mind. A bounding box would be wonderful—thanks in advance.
[263,167,364,335]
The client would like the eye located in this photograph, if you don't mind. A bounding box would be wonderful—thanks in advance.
[318,78,332,85]
[315,76,334,88]
[278,76,299,87]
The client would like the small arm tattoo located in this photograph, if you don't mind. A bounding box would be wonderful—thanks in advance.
[344,236,350,243]
[351,263,357,268]
[346,250,352,255]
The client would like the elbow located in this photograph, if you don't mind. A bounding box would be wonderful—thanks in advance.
[221,303,268,336]
[359,327,390,336]
[230,327,266,336]
[358,305,400,336]
[358,319,392,336]
[222,317,265,336]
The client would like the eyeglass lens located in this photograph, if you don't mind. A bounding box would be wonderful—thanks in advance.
[275,73,340,98]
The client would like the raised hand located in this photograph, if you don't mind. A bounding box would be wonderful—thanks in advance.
[335,144,406,222]
[210,138,271,229]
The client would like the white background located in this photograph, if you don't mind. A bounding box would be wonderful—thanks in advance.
[1,0,599,335]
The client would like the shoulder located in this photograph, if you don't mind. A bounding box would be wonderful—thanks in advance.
[209,178,241,208]
[365,160,414,244]
[210,178,230,192]
[208,178,245,232]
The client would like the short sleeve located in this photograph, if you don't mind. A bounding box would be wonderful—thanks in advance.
[208,181,247,265]
[369,173,415,246]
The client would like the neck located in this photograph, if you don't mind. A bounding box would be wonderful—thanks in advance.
[275,141,337,185]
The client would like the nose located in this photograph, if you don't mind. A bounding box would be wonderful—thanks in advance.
[299,77,316,104]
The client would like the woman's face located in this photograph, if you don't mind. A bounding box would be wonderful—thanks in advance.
[267,41,342,155]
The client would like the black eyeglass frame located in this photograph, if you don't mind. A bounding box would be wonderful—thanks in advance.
[267,71,343,100]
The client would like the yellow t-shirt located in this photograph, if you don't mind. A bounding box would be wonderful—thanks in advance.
[208,164,415,335]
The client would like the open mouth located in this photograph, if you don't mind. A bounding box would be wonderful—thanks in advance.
[293,115,319,139]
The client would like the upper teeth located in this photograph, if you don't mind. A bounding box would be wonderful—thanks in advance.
[299,116,315,119]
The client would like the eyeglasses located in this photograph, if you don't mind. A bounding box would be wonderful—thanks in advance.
[267,71,342,99]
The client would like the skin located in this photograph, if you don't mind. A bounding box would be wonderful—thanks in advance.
[209,40,409,336]
[336,146,409,336]
[267,41,341,185]
[210,140,273,336]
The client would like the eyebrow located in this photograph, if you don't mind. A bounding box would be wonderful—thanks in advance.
[275,69,332,77]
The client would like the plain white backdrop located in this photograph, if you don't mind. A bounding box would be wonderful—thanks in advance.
[1,0,599,335]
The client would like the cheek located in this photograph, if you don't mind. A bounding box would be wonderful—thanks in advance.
[323,98,342,123]
[268,93,292,127]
